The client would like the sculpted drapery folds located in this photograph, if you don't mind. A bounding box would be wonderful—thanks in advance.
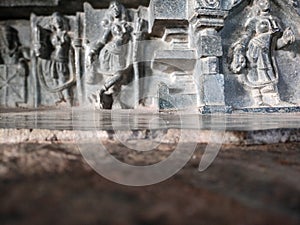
[87,0,134,109]
[34,12,75,106]
[230,0,295,107]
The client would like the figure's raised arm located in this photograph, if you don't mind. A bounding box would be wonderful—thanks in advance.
[277,27,295,49]
[87,27,111,68]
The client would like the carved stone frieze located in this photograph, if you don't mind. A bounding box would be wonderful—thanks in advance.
[0,0,299,113]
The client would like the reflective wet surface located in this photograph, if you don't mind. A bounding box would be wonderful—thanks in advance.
[0,108,299,131]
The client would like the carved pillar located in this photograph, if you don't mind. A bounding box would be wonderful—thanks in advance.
[190,3,228,113]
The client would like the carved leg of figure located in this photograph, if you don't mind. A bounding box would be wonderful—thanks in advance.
[59,71,73,106]
[85,64,97,84]
[52,78,66,104]
[260,84,279,106]
[62,88,73,106]
[103,72,123,93]
[57,92,65,103]
[98,72,123,110]
[90,72,123,110]
[89,88,113,110]
[251,88,264,107]
[88,90,103,109]
[100,91,113,110]
[261,84,294,107]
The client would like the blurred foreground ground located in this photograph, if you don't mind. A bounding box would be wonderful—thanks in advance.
[0,142,299,225]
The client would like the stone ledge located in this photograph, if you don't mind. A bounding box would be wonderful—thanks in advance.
[1,128,299,145]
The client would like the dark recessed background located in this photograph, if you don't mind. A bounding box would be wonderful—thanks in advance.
[0,0,150,20]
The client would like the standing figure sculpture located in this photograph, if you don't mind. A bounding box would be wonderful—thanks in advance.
[49,12,73,105]
[34,12,75,106]
[0,25,28,76]
[88,0,133,109]
[0,25,29,107]
[0,25,25,65]
[230,0,295,107]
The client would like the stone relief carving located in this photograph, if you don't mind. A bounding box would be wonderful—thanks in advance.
[0,0,299,113]
[84,1,147,110]
[230,0,296,108]
[32,12,76,106]
[87,1,134,109]
[0,26,24,65]
[0,25,28,107]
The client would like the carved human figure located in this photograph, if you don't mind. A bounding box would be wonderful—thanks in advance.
[0,25,23,64]
[88,0,133,109]
[50,12,73,104]
[0,25,29,107]
[34,12,74,106]
[0,25,28,74]
[230,0,295,107]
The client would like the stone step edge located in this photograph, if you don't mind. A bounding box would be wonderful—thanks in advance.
[0,128,299,145]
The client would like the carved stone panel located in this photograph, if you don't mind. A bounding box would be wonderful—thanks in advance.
[0,0,299,113]
[223,0,300,111]
[0,22,29,107]
[31,13,78,107]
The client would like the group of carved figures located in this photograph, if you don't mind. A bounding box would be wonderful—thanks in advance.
[0,0,298,110]
[33,1,141,109]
